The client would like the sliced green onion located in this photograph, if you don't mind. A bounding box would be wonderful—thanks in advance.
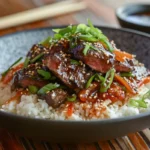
[87,19,103,38]
[79,35,98,42]
[55,26,73,35]
[30,53,44,63]
[86,74,105,88]
[40,36,51,46]
[138,100,147,108]
[38,83,60,95]
[83,43,101,56]
[70,59,80,65]
[71,26,77,34]
[2,57,23,77]
[96,74,105,82]
[37,70,51,80]
[100,39,114,52]
[83,43,91,55]
[28,85,38,94]
[100,68,115,93]
[53,29,61,33]
[67,94,77,102]
[87,19,95,29]
[24,57,30,68]
[54,34,62,40]
[143,90,150,100]
[76,24,88,33]
[90,44,100,51]
[129,99,147,108]
[129,99,139,107]
[86,74,96,88]
[120,72,133,77]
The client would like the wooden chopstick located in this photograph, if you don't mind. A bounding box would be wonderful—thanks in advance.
[0,0,86,30]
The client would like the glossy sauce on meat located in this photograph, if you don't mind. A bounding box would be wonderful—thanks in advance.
[12,63,48,90]
[44,43,93,92]
[71,42,132,73]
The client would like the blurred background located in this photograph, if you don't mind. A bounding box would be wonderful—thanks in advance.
[0,0,149,35]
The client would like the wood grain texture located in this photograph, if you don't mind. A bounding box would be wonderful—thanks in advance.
[0,0,150,149]
[0,129,150,149]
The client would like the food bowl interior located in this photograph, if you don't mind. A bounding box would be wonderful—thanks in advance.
[0,27,150,142]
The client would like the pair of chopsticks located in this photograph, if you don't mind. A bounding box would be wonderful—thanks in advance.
[0,0,86,30]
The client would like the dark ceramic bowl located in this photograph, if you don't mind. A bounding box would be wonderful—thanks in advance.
[0,27,150,143]
[116,3,150,33]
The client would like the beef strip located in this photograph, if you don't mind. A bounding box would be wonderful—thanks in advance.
[71,42,132,73]
[12,63,48,90]
[44,43,93,92]
[12,44,70,108]
[12,63,68,108]
[39,88,68,108]
[27,44,49,59]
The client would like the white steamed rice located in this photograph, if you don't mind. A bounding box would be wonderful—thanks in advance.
[0,82,150,120]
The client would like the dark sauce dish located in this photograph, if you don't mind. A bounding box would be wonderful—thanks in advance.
[116,3,150,33]
[0,27,150,143]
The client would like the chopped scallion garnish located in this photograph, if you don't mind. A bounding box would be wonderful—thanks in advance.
[129,99,147,108]
[83,43,101,56]
[37,70,51,80]
[96,74,105,82]
[2,57,23,77]
[83,43,91,55]
[86,73,104,88]
[67,94,77,102]
[70,59,80,65]
[24,57,30,68]
[38,83,60,95]
[54,34,62,40]
[100,68,115,93]
[40,36,51,46]
[129,99,139,107]
[79,35,98,42]
[52,28,61,33]
[86,74,96,88]
[30,53,44,63]
[28,85,38,94]
[120,72,133,77]
[143,90,150,100]
[129,90,150,108]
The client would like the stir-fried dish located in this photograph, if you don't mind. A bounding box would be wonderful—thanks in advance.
[0,20,150,120]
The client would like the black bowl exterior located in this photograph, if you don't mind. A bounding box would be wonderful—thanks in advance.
[116,4,150,33]
[0,27,150,142]
[0,111,150,143]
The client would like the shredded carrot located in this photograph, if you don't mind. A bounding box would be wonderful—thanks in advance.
[2,63,23,84]
[138,76,150,87]
[114,50,133,62]
[67,103,74,117]
[4,90,28,105]
[114,74,135,94]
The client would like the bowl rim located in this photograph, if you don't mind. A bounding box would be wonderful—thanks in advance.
[116,3,150,28]
[0,26,150,124]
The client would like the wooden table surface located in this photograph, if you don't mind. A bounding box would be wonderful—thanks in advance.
[0,0,150,149]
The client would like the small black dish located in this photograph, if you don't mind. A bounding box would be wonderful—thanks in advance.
[116,3,150,33]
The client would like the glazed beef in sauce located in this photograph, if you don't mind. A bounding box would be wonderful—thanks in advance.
[39,88,68,108]
[71,42,132,73]
[44,43,93,92]
[12,63,48,90]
